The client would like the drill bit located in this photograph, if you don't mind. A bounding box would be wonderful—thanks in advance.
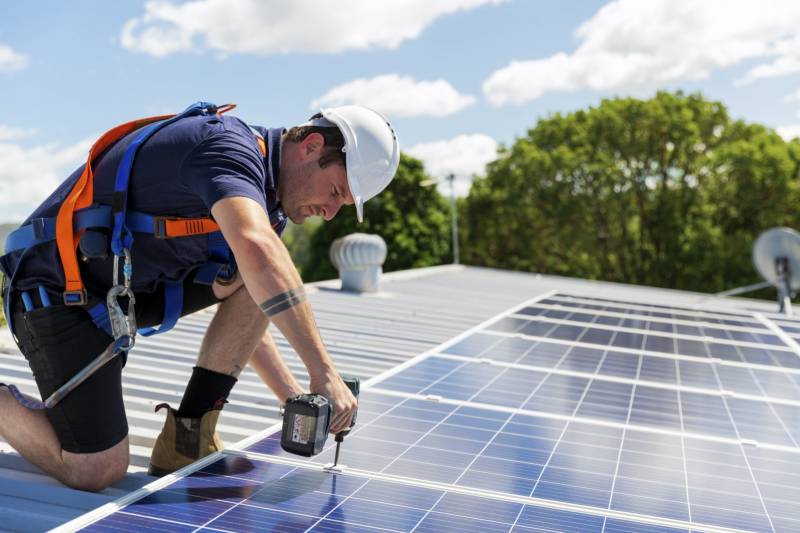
[332,434,344,467]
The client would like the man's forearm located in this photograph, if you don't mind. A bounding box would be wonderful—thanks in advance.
[213,198,337,380]
[235,238,337,378]
[249,328,303,402]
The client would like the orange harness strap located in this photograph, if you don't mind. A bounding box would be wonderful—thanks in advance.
[55,107,267,303]
[56,115,173,303]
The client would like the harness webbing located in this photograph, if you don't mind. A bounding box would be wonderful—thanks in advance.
[2,102,271,338]
[57,115,172,305]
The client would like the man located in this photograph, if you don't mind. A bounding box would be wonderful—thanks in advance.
[0,102,399,491]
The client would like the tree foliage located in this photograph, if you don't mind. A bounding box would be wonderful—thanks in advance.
[462,91,800,293]
[301,154,452,281]
[281,218,322,279]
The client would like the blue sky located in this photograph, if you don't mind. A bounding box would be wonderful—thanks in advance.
[3,0,800,222]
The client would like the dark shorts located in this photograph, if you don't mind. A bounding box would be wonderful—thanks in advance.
[9,276,222,454]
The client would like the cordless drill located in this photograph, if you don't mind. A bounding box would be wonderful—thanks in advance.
[280,376,359,467]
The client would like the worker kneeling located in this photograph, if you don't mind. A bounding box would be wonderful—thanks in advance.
[0,102,398,490]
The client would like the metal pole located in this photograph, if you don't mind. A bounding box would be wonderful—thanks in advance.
[715,281,771,297]
[447,174,459,265]
[776,257,794,316]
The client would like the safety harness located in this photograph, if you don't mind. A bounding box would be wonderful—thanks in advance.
[0,101,270,409]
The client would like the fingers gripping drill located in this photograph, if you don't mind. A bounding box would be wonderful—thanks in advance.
[280,376,360,470]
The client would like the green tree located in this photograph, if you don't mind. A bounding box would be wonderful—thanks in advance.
[282,218,322,278]
[462,91,800,293]
[302,154,452,281]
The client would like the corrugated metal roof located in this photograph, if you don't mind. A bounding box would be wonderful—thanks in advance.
[0,265,789,531]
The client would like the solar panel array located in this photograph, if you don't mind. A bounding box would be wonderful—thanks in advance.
[71,292,800,532]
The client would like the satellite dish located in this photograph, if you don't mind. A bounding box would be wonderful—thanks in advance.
[752,227,800,315]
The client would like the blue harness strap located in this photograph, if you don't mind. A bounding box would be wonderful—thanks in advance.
[138,281,183,337]
[194,231,235,285]
[3,207,169,255]
[88,302,112,336]
[38,286,51,307]
[88,279,183,338]
[110,101,218,257]
[20,291,33,312]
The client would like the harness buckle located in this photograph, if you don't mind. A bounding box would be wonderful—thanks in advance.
[63,289,87,306]
[154,216,216,238]
[153,217,169,239]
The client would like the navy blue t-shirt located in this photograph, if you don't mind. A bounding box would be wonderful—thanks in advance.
[5,113,286,295]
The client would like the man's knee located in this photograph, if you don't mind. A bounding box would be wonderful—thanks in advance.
[61,438,129,492]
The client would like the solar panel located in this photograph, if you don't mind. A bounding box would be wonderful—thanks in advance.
[79,454,697,533]
[62,291,800,532]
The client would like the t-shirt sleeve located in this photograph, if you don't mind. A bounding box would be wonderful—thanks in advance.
[179,128,268,212]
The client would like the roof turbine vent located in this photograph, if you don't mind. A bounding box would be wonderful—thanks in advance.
[329,233,387,293]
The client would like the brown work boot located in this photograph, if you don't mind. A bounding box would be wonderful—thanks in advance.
[147,401,224,477]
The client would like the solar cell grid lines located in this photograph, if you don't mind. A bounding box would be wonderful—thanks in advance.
[546,294,759,320]
[515,306,785,347]
[486,310,800,373]
[68,290,800,533]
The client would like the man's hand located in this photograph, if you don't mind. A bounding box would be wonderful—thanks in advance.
[310,372,357,434]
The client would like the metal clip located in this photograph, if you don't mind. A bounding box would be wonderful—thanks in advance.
[107,248,136,351]
[113,249,133,288]
[107,285,137,342]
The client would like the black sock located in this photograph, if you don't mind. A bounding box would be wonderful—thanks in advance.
[177,366,237,418]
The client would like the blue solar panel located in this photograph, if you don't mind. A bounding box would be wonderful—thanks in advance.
[547,293,757,319]
[486,311,800,371]
[236,390,796,531]
[519,304,785,346]
[445,329,800,403]
[82,454,696,533]
[372,353,799,447]
[77,291,800,532]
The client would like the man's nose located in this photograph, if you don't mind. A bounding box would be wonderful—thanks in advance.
[324,202,342,221]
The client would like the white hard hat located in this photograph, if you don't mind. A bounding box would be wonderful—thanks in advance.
[309,105,399,222]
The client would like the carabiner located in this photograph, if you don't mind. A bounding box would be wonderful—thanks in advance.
[107,285,137,343]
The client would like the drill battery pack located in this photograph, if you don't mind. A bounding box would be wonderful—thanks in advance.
[279,376,360,458]
[280,394,332,457]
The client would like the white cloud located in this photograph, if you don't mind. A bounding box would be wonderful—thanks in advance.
[0,125,37,142]
[0,135,91,222]
[0,43,28,73]
[121,0,505,58]
[738,34,800,84]
[406,134,498,196]
[311,74,476,118]
[784,89,800,103]
[777,124,800,141]
[483,0,800,106]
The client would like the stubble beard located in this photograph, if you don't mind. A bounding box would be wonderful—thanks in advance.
[282,159,317,224]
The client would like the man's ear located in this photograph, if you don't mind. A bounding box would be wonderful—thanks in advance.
[302,132,324,157]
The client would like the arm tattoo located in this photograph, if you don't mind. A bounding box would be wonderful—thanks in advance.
[260,287,307,317]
